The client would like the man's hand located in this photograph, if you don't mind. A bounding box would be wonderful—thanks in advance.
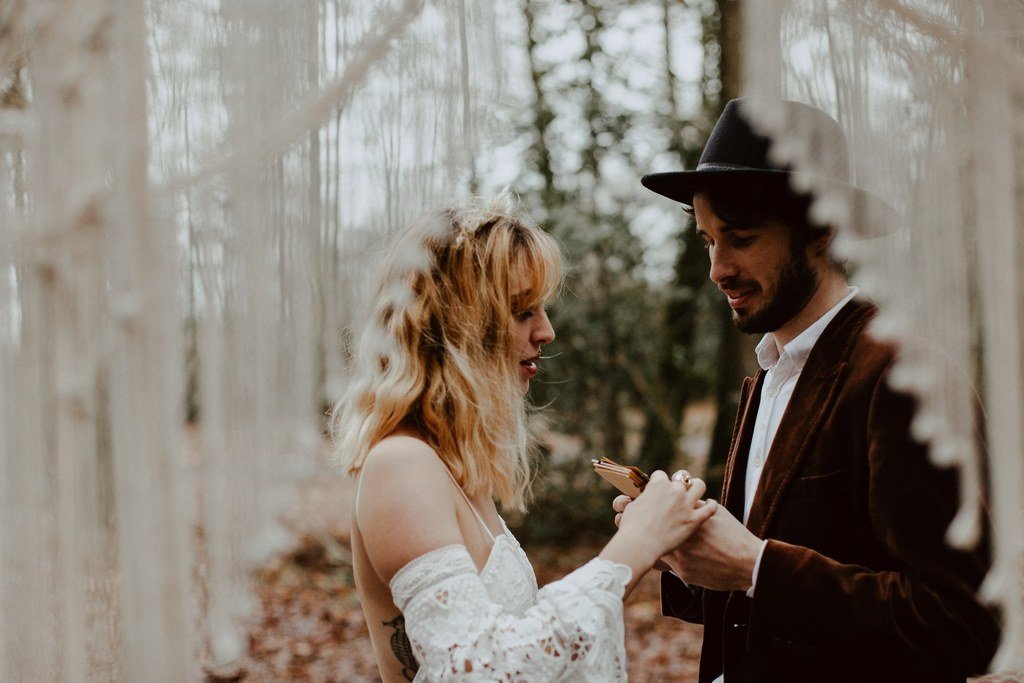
[663,504,762,592]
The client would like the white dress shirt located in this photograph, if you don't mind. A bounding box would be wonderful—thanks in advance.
[743,286,859,524]
[711,287,857,683]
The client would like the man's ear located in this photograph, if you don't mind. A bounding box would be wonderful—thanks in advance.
[811,226,835,257]
[809,226,847,273]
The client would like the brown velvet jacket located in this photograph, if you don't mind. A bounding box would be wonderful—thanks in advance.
[661,300,999,683]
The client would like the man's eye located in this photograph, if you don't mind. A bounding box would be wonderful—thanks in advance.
[732,236,755,247]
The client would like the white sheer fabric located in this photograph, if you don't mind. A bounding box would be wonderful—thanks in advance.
[391,540,630,682]
[739,0,1024,673]
[1,0,519,676]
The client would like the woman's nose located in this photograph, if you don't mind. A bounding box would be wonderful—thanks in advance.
[533,309,555,345]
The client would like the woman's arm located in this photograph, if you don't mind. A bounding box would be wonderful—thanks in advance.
[392,545,633,681]
[359,439,716,680]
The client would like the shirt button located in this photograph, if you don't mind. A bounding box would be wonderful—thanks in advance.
[754,456,762,468]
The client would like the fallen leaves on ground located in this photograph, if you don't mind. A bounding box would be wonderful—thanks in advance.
[238,538,379,682]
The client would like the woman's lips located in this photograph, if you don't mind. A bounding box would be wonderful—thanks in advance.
[520,360,538,377]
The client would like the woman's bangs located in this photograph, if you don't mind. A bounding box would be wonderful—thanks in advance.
[513,231,562,310]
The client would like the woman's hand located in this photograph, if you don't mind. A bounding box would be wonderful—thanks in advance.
[611,494,632,529]
[619,470,715,556]
[598,470,716,592]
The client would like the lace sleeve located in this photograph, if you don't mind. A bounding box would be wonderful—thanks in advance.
[390,545,631,682]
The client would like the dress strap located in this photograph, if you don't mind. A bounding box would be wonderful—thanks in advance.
[440,464,497,543]
[354,466,367,527]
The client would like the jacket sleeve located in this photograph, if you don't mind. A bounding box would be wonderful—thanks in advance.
[661,570,705,624]
[748,364,999,675]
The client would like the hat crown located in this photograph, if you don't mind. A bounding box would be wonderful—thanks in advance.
[640,97,899,238]
[698,98,851,183]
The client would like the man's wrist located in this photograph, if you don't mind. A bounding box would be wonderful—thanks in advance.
[745,539,769,598]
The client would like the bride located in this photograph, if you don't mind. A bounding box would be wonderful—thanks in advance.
[332,192,714,681]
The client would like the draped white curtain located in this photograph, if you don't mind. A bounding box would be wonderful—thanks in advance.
[742,0,1024,673]
[1,0,511,677]
[3,0,1023,679]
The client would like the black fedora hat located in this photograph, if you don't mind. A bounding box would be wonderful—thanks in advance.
[641,98,897,234]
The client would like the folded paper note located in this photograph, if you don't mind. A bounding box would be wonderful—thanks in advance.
[591,457,649,497]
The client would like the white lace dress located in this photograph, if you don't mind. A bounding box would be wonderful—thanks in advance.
[386,475,631,682]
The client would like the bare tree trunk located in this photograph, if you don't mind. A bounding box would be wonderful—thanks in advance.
[522,0,560,208]
[705,0,759,494]
[105,0,197,676]
[636,0,707,474]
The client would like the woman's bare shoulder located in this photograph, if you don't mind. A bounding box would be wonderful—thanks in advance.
[357,434,464,583]
[362,434,450,485]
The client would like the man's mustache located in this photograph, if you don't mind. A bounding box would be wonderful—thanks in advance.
[718,278,758,294]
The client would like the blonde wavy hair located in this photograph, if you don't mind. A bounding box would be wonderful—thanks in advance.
[331,192,563,511]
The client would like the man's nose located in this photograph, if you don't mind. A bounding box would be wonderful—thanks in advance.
[709,246,738,285]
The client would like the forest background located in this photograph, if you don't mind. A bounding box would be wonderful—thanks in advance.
[0,0,761,679]
[240,0,754,679]
[294,0,752,679]
[238,0,749,675]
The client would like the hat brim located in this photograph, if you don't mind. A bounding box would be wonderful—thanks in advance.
[641,169,900,239]
[641,168,790,207]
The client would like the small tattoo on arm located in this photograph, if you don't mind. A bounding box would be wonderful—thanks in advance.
[383,615,418,681]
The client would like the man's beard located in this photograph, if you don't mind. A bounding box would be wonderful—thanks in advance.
[730,250,819,334]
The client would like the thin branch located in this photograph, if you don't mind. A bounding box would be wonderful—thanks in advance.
[616,351,681,458]
[160,0,424,194]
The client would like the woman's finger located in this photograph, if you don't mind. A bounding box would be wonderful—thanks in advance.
[614,512,622,528]
[694,498,718,522]
[686,477,707,503]
[647,469,669,484]
[612,495,632,513]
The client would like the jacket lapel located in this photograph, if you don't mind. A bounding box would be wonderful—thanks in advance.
[744,300,873,536]
[721,373,764,519]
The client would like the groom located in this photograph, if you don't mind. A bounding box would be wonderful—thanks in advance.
[632,99,999,682]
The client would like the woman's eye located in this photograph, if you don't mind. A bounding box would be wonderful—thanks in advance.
[516,310,535,321]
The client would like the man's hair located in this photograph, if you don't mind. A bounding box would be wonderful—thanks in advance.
[685,179,844,273]
[331,192,563,511]
[684,178,828,242]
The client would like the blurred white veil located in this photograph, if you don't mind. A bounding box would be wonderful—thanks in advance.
[1,0,1022,678]
[0,0,512,677]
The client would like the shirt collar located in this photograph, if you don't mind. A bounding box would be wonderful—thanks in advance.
[755,287,859,371]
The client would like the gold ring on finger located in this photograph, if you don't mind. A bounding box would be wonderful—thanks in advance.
[671,470,693,489]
